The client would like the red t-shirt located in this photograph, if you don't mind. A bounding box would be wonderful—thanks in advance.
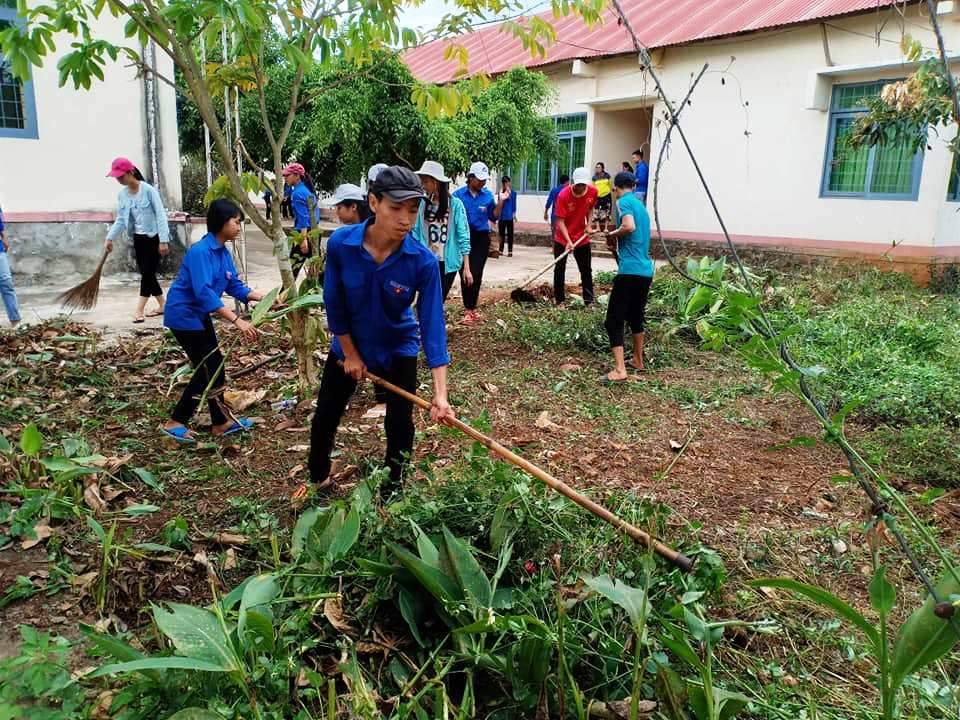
[554,184,598,247]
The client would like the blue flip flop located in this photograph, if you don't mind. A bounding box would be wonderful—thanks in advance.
[162,425,196,444]
[220,417,254,437]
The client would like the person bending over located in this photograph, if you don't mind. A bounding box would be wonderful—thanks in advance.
[308,166,455,496]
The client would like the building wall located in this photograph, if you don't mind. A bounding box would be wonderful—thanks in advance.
[515,6,960,258]
[0,9,181,213]
[1,6,183,279]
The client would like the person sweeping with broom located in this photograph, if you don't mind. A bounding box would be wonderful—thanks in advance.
[103,157,171,323]
[160,199,273,444]
[309,166,455,497]
[602,172,653,383]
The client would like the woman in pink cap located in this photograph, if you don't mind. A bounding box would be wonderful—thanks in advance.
[104,157,171,323]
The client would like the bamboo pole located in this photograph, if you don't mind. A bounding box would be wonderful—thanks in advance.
[363,370,694,572]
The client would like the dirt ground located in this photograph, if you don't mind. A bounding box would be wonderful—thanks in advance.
[1,292,955,657]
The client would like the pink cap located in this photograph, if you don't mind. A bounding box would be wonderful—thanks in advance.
[107,157,136,178]
[282,163,306,177]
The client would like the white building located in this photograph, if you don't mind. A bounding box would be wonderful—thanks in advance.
[0,1,182,278]
[405,0,960,280]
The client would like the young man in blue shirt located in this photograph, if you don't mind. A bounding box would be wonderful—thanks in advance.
[0,205,21,327]
[543,174,569,243]
[282,162,320,278]
[631,149,650,204]
[452,162,505,325]
[496,175,518,258]
[310,166,456,495]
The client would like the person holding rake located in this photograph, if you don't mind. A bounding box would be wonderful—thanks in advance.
[309,166,455,497]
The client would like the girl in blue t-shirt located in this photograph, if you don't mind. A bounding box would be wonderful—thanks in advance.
[602,172,653,383]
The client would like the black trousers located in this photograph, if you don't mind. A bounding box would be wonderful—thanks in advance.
[498,220,515,253]
[553,242,594,305]
[170,320,228,426]
[438,261,458,302]
[309,354,418,488]
[604,274,652,347]
[134,234,163,298]
[461,230,490,311]
[290,241,313,279]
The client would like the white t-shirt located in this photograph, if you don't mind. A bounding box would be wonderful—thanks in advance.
[425,201,448,259]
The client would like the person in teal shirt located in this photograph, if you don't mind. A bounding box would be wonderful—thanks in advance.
[411,160,472,301]
[602,172,653,383]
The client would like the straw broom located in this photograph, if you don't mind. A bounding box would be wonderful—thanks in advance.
[57,249,109,311]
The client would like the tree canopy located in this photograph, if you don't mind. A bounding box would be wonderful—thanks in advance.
[179,50,559,189]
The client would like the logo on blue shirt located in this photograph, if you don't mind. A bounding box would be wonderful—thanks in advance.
[388,280,410,296]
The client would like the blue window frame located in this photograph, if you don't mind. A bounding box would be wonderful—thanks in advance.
[511,114,586,195]
[0,3,39,140]
[820,81,922,200]
[948,154,960,202]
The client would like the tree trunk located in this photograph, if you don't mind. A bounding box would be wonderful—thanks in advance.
[269,225,318,396]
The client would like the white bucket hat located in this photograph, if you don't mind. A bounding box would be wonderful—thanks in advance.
[467,161,490,181]
[571,166,591,186]
[367,163,389,183]
[324,183,365,206]
[415,160,451,183]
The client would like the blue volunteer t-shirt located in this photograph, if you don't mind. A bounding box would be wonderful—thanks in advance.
[499,190,517,222]
[615,193,653,277]
[453,186,496,232]
[635,161,649,194]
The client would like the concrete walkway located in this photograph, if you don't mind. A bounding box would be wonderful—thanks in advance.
[12,227,618,335]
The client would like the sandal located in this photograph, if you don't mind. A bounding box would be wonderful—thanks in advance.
[161,425,196,444]
[132,315,145,324]
[217,417,254,437]
[145,309,164,318]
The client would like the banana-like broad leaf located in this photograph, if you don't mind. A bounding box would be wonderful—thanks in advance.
[748,578,880,650]
[243,610,276,654]
[251,287,280,326]
[585,574,648,628]
[688,685,751,720]
[87,656,228,678]
[238,574,278,640]
[410,519,440,569]
[398,588,429,648]
[440,527,492,607]
[388,542,462,605]
[659,624,704,673]
[20,423,43,456]
[890,573,960,691]
[291,508,323,560]
[152,603,242,672]
[265,293,324,320]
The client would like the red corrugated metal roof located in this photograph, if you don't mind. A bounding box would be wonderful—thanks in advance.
[404,0,900,83]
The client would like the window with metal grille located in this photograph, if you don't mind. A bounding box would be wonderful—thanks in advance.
[0,8,38,139]
[820,81,922,200]
[511,114,586,195]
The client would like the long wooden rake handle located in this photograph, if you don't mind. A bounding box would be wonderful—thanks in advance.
[363,370,694,572]
[514,246,573,292]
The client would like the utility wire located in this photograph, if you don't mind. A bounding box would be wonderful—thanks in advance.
[607,0,960,632]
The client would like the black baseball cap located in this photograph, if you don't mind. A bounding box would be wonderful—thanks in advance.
[614,171,637,189]
[371,166,428,203]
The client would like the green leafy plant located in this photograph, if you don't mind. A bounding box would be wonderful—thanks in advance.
[657,592,772,720]
[0,626,86,719]
[585,572,653,720]
[751,561,960,719]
